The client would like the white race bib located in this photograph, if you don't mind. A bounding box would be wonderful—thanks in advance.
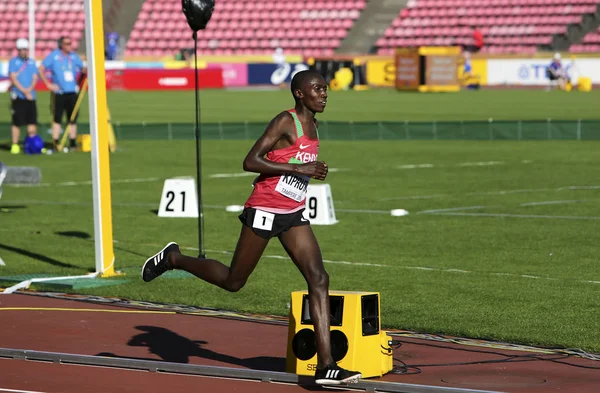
[274,174,310,202]
[253,210,274,230]
[64,71,74,82]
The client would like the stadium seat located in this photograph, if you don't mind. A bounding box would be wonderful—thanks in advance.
[376,0,599,54]
[0,2,85,57]
[124,0,364,57]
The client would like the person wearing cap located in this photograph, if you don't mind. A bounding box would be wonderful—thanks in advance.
[8,38,39,155]
[38,36,86,152]
[546,53,569,91]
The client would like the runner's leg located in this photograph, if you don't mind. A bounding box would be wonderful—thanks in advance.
[278,225,335,368]
[170,225,269,292]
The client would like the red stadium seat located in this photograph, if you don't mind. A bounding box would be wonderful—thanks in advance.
[375,0,595,54]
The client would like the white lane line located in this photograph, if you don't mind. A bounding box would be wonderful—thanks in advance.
[456,161,504,167]
[520,200,584,207]
[327,168,348,173]
[209,172,256,179]
[0,200,226,210]
[0,388,51,393]
[337,208,390,214]
[195,248,390,268]
[395,160,519,170]
[397,164,435,169]
[126,242,600,286]
[5,178,160,188]
[429,212,600,221]
[380,185,600,201]
[467,188,552,196]
[379,194,446,201]
[557,185,600,191]
[417,206,488,214]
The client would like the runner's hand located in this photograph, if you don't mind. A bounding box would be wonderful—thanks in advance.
[297,161,328,181]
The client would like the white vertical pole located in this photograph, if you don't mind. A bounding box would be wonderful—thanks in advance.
[28,0,35,58]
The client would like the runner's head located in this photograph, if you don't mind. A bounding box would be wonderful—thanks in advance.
[291,70,327,113]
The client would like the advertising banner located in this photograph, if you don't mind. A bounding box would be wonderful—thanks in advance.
[394,49,421,90]
[487,58,600,85]
[366,59,396,87]
[208,63,248,87]
[105,68,223,90]
[247,62,309,85]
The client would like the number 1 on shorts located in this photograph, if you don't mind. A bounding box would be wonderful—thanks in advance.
[253,210,275,231]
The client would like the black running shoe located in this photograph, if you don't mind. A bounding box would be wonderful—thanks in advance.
[141,242,179,282]
[314,364,362,385]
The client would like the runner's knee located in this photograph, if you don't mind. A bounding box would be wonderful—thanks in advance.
[224,277,247,292]
[306,267,329,290]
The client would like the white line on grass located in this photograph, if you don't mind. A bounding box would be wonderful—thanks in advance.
[379,184,600,202]
[379,194,446,201]
[5,177,160,188]
[120,241,600,286]
[467,188,553,196]
[395,160,519,170]
[557,185,600,191]
[209,172,256,179]
[520,200,584,207]
[456,161,504,167]
[417,206,488,214]
[429,212,600,221]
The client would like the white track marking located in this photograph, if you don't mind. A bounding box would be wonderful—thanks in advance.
[209,172,256,179]
[381,185,600,201]
[557,185,600,191]
[397,164,435,169]
[429,212,600,221]
[467,188,552,196]
[327,168,348,173]
[0,389,50,393]
[379,194,445,201]
[417,206,488,214]
[6,178,160,188]
[337,208,390,214]
[456,161,504,167]
[520,200,584,207]
[395,160,521,170]
[123,241,600,286]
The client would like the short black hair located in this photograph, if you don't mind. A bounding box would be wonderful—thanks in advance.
[290,70,324,100]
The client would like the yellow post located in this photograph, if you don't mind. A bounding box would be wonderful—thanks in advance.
[84,0,116,277]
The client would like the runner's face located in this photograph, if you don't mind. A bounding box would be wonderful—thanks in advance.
[301,76,328,113]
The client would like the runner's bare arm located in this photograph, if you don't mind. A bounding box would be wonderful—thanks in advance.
[243,112,327,179]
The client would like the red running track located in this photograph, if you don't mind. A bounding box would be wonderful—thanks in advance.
[0,293,598,393]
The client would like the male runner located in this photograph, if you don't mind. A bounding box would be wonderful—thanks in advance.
[142,70,362,386]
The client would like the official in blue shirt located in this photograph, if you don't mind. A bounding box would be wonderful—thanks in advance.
[38,36,86,152]
[9,38,39,155]
[546,53,569,91]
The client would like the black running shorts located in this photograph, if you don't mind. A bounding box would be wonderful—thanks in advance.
[11,98,37,127]
[52,93,78,124]
[238,207,310,239]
